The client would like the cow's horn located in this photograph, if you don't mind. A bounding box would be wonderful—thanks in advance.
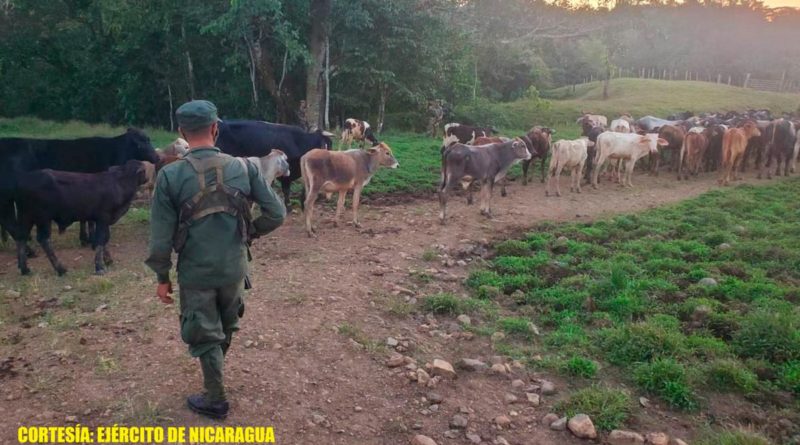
[321,131,334,137]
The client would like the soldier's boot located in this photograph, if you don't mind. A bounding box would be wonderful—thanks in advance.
[188,347,228,419]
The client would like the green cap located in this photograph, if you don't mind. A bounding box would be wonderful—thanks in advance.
[176,100,220,131]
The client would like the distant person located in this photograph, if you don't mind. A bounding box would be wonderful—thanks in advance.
[146,100,286,419]
[296,100,309,131]
[428,99,444,138]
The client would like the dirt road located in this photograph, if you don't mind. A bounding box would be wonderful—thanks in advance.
[0,170,763,444]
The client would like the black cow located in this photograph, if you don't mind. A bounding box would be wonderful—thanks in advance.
[0,128,158,246]
[13,160,147,276]
[583,126,606,183]
[760,119,797,179]
[216,120,334,208]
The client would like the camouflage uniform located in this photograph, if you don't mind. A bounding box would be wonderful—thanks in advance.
[428,100,444,138]
[146,101,286,411]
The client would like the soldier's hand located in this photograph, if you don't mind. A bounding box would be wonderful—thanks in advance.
[156,282,174,304]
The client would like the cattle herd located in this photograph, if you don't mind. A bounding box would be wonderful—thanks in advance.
[0,108,797,276]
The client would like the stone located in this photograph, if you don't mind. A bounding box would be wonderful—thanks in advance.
[698,277,718,287]
[244,340,255,348]
[541,413,559,427]
[540,380,556,395]
[416,369,431,386]
[65,415,78,423]
[639,397,650,408]
[387,337,399,347]
[450,414,469,429]
[425,392,444,404]
[608,430,646,445]
[354,406,363,412]
[387,353,406,368]
[718,243,732,250]
[511,379,525,389]
[504,393,518,404]
[490,356,504,365]
[526,393,541,406]
[427,392,444,404]
[645,432,669,445]
[411,435,438,445]
[6,289,20,298]
[412,422,423,430]
[431,359,457,379]
[457,314,472,325]
[494,415,512,428]
[429,404,439,412]
[491,332,506,342]
[550,417,567,431]
[669,439,688,445]
[466,432,482,444]
[457,358,489,372]
[444,430,459,439]
[494,437,511,445]
[567,414,597,439]
[490,363,507,375]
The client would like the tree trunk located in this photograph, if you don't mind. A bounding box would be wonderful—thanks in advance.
[324,37,330,129]
[181,23,195,99]
[378,82,388,134]
[167,83,174,131]
[473,58,479,102]
[248,36,291,122]
[306,0,332,130]
[245,37,259,109]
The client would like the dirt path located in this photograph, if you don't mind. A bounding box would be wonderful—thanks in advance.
[0,170,766,444]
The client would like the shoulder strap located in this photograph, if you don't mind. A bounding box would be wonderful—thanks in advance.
[184,154,234,190]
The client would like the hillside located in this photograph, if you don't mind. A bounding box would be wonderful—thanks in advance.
[457,79,800,131]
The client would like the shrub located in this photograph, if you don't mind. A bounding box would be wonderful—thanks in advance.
[704,359,758,393]
[600,320,688,365]
[422,293,460,315]
[562,356,598,378]
[497,317,534,338]
[545,323,590,349]
[634,359,698,410]
[779,361,800,395]
[732,310,800,364]
[466,270,503,289]
[495,240,532,257]
[686,334,732,359]
[554,386,631,431]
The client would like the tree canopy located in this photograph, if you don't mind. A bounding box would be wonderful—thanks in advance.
[0,0,797,129]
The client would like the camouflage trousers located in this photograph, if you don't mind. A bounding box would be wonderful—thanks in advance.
[429,117,443,138]
[179,280,244,402]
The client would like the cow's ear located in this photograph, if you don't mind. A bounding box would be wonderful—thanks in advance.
[366,147,378,155]
[657,138,669,146]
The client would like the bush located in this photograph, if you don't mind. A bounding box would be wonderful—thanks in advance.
[422,293,461,315]
[687,334,732,359]
[600,320,688,365]
[704,359,758,393]
[634,359,698,410]
[779,361,800,395]
[497,317,534,338]
[495,240,533,257]
[554,386,631,431]
[562,356,598,378]
[732,310,800,364]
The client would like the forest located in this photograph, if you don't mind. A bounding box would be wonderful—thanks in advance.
[0,0,798,131]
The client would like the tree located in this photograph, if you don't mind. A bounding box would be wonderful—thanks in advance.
[305,0,331,130]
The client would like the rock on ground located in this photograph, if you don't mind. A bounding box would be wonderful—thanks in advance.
[540,380,556,395]
[646,432,669,445]
[567,414,597,439]
[457,358,488,372]
[541,413,560,426]
[411,435,438,445]
[550,417,567,431]
[450,414,469,429]
[431,359,457,379]
[608,430,645,445]
[494,415,512,428]
[466,432,482,444]
[526,392,541,406]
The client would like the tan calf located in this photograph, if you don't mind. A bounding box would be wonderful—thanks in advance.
[718,121,762,186]
[546,138,592,197]
[301,143,398,236]
[678,130,709,180]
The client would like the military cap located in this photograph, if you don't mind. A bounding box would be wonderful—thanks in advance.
[176,100,220,131]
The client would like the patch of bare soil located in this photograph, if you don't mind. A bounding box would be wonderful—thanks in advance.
[0,171,778,444]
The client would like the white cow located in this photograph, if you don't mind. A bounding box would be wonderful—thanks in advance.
[546,138,593,197]
[793,128,800,173]
[610,118,632,133]
[592,132,668,188]
[161,138,189,156]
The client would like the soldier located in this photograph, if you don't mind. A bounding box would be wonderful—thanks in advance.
[427,99,444,138]
[146,100,286,419]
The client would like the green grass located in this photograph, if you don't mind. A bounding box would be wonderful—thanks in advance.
[0,116,177,148]
[554,386,631,431]
[694,430,773,445]
[463,178,800,434]
[457,78,800,129]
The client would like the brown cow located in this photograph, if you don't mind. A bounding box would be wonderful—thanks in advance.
[718,120,762,186]
[677,129,708,180]
[760,119,797,179]
[739,120,770,172]
[651,125,685,175]
[301,143,398,236]
[520,126,553,185]
[438,139,531,223]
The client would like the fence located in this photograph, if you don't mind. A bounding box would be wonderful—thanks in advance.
[576,67,800,93]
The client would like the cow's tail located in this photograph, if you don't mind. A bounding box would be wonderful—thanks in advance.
[300,156,311,202]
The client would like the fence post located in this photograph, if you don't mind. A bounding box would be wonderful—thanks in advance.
[744,73,751,88]
[717,74,721,84]
[727,75,731,85]
[685,70,689,81]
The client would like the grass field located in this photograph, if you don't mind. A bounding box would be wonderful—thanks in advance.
[425,179,800,441]
[457,78,800,130]
[2,78,798,199]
